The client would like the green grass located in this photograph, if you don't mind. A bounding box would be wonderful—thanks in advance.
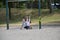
[41,13,60,24]
[0,9,60,25]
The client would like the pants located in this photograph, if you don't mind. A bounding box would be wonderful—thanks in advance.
[24,26,30,29]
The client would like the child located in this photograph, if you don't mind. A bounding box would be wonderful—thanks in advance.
[21,16,31,29]
[24,18,30,29]
[20,17,29,29]
[24,15,32,29]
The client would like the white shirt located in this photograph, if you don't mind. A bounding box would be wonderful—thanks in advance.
[25,21,30,26]
[22,18,30,27]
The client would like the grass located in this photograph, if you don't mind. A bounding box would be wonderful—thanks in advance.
[0,13,60,25]
[0,9,60,25]
[31,13,60,24]
[41,13,60,24]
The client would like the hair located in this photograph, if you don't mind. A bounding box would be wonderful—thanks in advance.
[23,15,30,21]
[23,16,26,21]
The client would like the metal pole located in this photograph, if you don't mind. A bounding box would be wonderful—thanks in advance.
[38,0,41,29]
[6,0,9,30]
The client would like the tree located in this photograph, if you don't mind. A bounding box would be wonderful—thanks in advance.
[47,0,53,13]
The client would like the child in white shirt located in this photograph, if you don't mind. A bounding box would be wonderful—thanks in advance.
[21,16,31,29]
[24,19,30,29]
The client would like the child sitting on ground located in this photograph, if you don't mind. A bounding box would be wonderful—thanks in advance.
[20,16,32,29]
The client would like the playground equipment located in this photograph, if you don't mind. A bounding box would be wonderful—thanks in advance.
[6,0,9,30]
[6,0,41,30]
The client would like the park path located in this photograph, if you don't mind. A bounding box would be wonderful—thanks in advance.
[0,22,60,40]
[0,25,60,40]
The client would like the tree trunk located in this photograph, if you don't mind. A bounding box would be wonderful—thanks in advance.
[47,0,52,13]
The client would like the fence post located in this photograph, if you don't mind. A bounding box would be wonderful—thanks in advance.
[38,0,41,29]
[6,0,9,30]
